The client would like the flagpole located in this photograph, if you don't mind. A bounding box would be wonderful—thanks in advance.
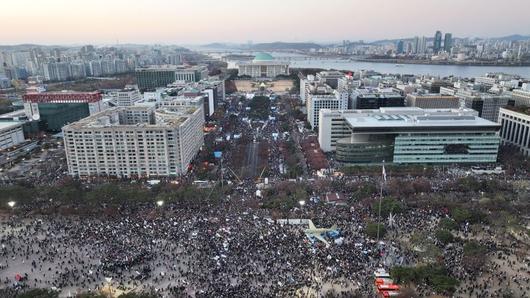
[221,155,224,187]
[376,161,385,242]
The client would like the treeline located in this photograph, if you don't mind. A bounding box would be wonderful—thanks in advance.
[0,288,160,298]
[0,180,230,212]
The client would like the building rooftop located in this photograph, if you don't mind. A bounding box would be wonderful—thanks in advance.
[502,105,530,116]
[0,121,23,131]
[136,65,207,72]
[340,107,499,129]
[253,52,274,62]
[63,105,198,130]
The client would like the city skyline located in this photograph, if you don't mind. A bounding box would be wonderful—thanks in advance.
[1,0,530,45]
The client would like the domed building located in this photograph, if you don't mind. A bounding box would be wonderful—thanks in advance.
[237,52,289,79]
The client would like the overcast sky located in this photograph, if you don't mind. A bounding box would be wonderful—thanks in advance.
[1,0,529,45]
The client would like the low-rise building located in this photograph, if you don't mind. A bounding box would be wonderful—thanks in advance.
[458,90,513,122]
[512,88,530,106]
[406,94,460,109]
[237,53,289,79]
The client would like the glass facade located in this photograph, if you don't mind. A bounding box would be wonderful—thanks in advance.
[38,103,90,132]
[393,133,500,163]
[336,139,394,163]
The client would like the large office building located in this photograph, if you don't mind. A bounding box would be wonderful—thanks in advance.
[237,53,289,79]
[174,65,209,83]
[512,87,530,106]
[406,94,460,109]
[0,121,26,150]
[459,90,513,122]
[306,84,348,129]
[110,87,142,107]
[63,104,204,178]
[318,107,500,164]
[136,65,208,91]
[23,91,105,131]
[350,89,405,110]
[498,107,530,157]
[316,71,345,89]
[168,79,225,118]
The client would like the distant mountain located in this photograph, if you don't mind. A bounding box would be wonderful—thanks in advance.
[0,44,62,50]
[201,43,242,49]
[200,41,322,51]
[489,34,530,41]
[250,42,322,51]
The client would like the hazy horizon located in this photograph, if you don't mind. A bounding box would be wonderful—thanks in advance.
[1,0,529,45]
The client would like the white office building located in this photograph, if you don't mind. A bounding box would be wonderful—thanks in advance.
[306,84,348,129]
[0,121,26,150]
[111,87,142,106]
[498,107,530,157]
[512,87,530,107]
[237,53,289,79]
[63,104,204,178]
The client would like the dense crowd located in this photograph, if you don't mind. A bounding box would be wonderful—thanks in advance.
[0,191,527,297]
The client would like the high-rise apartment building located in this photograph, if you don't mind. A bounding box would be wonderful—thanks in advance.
[63,104,204,178]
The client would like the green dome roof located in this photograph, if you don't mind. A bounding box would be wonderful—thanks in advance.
[253,52,274,61]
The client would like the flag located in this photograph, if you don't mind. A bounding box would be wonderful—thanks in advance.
[382,164,387,182]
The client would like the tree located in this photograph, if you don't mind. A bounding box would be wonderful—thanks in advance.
[118,292,159,298]
[391,266,419,284]
[451,207,471,223]
[439,218,458,230]
[248,96,271,120]
[76,293,107,298]
[372,197,403,217]
[391,265,459,295]
[462,241,487,271]
[430,274,460,293]
[435,229,454,245]
[366,222,386,238]
[17,289,59,298]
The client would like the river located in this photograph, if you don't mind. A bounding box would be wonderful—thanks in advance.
[216,50,530,78]
[287,59,530,78]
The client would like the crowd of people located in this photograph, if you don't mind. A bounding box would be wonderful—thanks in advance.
[0,187,527,297]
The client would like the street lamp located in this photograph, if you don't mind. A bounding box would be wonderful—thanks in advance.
[7,201,15,208]
[156,200,164,207]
